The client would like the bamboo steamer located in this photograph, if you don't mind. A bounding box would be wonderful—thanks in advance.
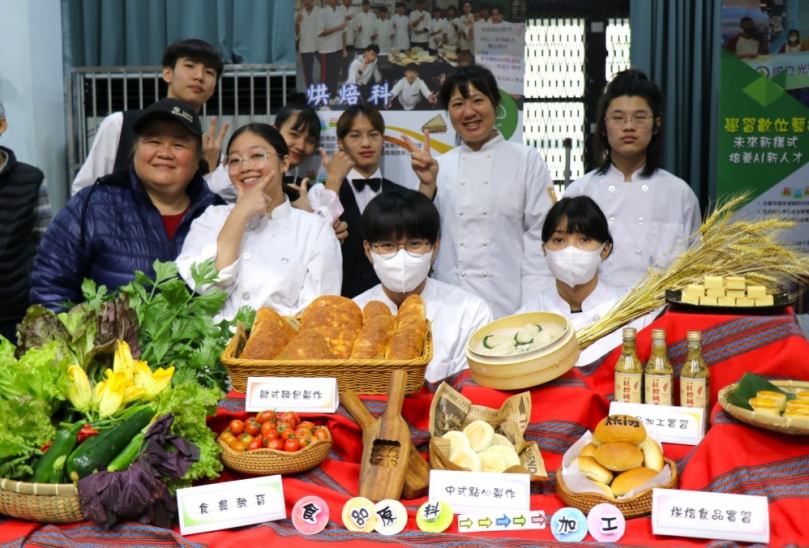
[465,312,579,390]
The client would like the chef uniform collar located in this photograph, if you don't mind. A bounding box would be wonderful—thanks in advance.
[548,279,613,315]
[606,163,648,183]
[459,131,504,154]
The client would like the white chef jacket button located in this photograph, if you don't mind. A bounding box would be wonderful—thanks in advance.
[272,296,280,304]
[636,249,642,255]
[461,180,466,185]
[638,217,644,224]
[486,154,491,158]
[593,314,601,321]
[462,154,467,159]
[459,211,464,216]
[609,216,615,224]
[482,209,487,215]
[242,292,250,301]
[461,271,467,277]
[281,257,289,264]
[642,185,649,191]
[483,240,489,245]
[483,271,488,277]
[608,185,615,192]
[243,252,251,260]
[484,180,489,184]
[459,241,465,246]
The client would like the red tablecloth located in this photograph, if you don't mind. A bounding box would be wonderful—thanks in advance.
[2,309,809,547]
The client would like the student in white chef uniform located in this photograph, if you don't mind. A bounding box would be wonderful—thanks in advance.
[390,3,411,51]
[177,124,342,320]
[428,6,447,55]
[409,0,431,48]
[296,0,321,89]
[387,64,437,111]
[457,1,475,51]
[519,196,653,366]
[443,5,461,48]
[353,187,494,382]
[403,65,555,318]
[372,6,395,54]
[352,0,377,50]
[564,69,701,293]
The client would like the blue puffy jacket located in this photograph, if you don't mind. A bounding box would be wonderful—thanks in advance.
[30,166,222,311]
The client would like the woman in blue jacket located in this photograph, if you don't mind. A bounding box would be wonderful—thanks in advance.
[30,98,221,310]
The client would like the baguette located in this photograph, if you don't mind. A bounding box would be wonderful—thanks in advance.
[275,330,334,360]
[351,315,397,359]
[363,300,393,324]
[302,295,362,326]
[241,308,297,360]
[385,318,426,360]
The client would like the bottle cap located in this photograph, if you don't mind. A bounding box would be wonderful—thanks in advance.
[687,330,702,342]
[622,327,637,339]
[651,328,666,339]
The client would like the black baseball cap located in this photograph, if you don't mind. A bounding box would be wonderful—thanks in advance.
[132,98,203,136]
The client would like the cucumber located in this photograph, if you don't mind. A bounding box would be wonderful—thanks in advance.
[31,423,83,483]
[66,407,154,482]
[514,324,541,345]
[107,432,145,472]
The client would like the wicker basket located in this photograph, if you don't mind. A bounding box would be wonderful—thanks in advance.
[0,479,83,523]
[719,380,809,435]
[222,320,432,395]
[556,458,679,519]
[218,437,332,475]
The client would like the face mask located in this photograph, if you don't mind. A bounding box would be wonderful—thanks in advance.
[371,249,432,293]
[789,35,799,43]
[545,244,604,288]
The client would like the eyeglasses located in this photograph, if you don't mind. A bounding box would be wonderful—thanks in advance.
[371,240,433,258]
[605,115,654,128]
[225,151,282,174]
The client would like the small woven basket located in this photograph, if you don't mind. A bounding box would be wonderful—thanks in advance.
[719,380,809,435]
[218,438,332,475]
[0,479,83,523]
[222,320,432,395]
[556,458,679,519]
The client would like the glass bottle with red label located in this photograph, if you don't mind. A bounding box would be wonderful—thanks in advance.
[644,328,673,406]
[615,327,643,403]
[680,330,710,411]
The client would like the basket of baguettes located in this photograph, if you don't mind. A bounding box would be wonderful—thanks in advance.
[221,295,432,395]
[556,414,678,518]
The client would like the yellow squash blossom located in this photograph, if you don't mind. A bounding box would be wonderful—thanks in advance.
[91,380,106,408]
[98,370,130,418]
[113,340,135,380]
[66,365,92,412]
[133,361,175,401]
[123,385,147,404]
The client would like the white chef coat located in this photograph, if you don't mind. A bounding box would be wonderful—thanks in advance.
[429,18,446,50]
[297,6,321,53]
[373,18,395,53]
[317,4,345,54]
[564,164,701,292]
[346,167,383,214]
[353,278,494,382]
[353,10,377,49]
[348,57,382,85]
[735,36,761,56]
[518,280,654,366]
[337,4,360,48]
[390,14,411,50]
[458,14,474,50]
[176,196,342,321]
[427,133,555,319]
[206,165,344,223]
[391,77,432,110]
[444,18,460,47]
[409,10,431,44]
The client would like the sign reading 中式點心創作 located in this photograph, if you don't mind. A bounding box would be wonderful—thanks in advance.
[428,469,530,515]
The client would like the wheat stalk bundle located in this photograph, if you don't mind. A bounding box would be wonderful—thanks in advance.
[576,192,809,350]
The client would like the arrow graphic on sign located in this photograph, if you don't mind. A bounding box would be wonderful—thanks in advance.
[458,517,472,529]
[513,515,526,526]
[496,515,511,527]
[532,513,547,526]
[478,517,492,528]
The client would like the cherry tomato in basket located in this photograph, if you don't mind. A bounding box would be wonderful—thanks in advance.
[298,421,316,431]
[256,410,275,424]
[245,419,260,437]
[239,433,254,445]
[281,411,300,428]
[220,432,236,445]
[297,436,311,449]
[229,420,245,436]
[295,428,312,440]
[261,421,277,438]
[229,440,246,452]
[248,438,264,451]
[280,428,296,442]
[266,438,284,451]
[313,427,330,440]
[284,438,300,452]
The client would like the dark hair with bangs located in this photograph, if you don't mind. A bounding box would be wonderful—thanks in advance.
[336,104,385,140]
[439,65,500,111]
[226,123,300,202]
[274,102,322,147]
[361,188,440,244]
[593,68,665,178]
[162,39,224,78]
[542,196,613,256]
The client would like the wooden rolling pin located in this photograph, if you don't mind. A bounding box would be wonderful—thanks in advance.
[340,389,430,500]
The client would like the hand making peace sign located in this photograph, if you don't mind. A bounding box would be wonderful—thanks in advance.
[402,131,439,199]
[202,117,230,174]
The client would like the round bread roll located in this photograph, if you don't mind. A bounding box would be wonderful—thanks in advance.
[593,415,647,446]
[640,438,664,472]
[442,431,471,456]
[449,447,482,472]
[593,480,615,499]
[611,466,659,497]
[485,445,521,469]
[576,455,614,484]
[593,442,644,472]
[479,451,507,473]
[463,420,495,453]
[579,442,598,458]
[492,433,515,450]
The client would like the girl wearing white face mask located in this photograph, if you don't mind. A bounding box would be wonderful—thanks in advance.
[519,196,653,366]
[353,187,494,382]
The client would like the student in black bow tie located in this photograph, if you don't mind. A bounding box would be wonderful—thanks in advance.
[333,104,406,298]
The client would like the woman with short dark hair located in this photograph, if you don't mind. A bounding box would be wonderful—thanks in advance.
[564,69,701,292]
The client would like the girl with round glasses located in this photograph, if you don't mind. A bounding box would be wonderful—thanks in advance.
[176,123,342,319]
[564,68,701,292]
[353,187,493,382]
